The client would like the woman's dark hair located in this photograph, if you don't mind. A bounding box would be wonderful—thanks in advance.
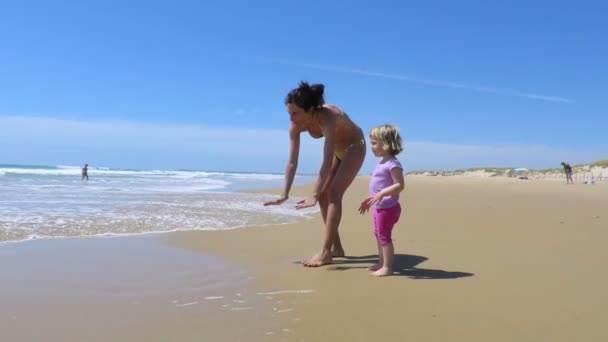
[285,81,325,112]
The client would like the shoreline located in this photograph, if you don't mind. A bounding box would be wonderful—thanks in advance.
[3,170,604,244]
[0,181,320,245]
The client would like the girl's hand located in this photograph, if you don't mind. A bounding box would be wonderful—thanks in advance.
[359,194,383,213]
[367,194,383,207]
[295,196,318,209]
[264,195,289,206]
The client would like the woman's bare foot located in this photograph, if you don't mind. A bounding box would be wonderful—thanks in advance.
[367,263,383,271]
[302,251,332,267]
[331,247,345,258]
[371,266,393,277]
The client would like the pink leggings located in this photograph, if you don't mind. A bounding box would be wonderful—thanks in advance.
[373,204,401,246]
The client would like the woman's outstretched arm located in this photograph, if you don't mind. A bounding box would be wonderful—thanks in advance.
[264,123,300,206]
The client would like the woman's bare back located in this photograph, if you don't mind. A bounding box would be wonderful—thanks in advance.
[317,104,363,151]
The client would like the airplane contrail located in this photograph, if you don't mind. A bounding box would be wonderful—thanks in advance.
[263,58,574,104]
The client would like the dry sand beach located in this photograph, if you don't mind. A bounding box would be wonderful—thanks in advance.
[1,176,607,341]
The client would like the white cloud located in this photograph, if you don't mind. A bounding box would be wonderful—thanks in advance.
[390,141,604,171]
[0,115,273,149]
[1,115,601,173]
[0,115,322,173]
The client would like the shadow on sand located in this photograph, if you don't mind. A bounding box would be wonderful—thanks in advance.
[326,254,474,279]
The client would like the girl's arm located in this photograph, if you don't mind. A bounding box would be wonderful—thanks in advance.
[375,167,405,198]
[263,123,300,206]
[360,166,405,212]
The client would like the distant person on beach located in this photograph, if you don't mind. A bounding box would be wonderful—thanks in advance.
[264,81,366,267]
[81,163,89,181]
[561,161,573,184]
[358,124,405,277]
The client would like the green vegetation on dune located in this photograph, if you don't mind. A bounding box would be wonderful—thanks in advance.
[455,167,512,173]
[407,160,607,176]
[536,168,561,173]
[590,159,608,168]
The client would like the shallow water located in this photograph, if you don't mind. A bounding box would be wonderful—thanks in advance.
[0,164,317,243]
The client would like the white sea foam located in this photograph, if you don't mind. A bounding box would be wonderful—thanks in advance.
[0,165,285,181]
[0,164,316,243]
[175,301,199,307]
[256,290,315,295]
[276,308,294,313]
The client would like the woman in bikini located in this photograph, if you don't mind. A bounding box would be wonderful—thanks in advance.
[264,81,366,267]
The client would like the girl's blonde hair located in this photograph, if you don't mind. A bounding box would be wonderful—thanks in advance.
[369,124,404,156]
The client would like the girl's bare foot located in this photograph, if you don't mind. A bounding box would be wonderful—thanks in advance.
[302,251,332,267]
[368,263,383,271]
[371,266,393,277]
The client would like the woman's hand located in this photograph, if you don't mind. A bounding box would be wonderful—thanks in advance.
[295,196,318,209]
[263,195,289,206]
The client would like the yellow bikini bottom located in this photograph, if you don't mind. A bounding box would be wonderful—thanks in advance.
[335,139,366,160]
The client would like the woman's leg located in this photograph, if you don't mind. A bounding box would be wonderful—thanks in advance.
[303,146,365,267]
[317,157,344,256]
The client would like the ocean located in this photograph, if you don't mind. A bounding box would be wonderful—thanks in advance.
[0,164,317,244]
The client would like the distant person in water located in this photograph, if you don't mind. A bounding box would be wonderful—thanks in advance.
[81,163,89,181]
[263,81,366,267]
[561,161,573,184]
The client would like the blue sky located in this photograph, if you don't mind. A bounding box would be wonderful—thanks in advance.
[1,1,606,173]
